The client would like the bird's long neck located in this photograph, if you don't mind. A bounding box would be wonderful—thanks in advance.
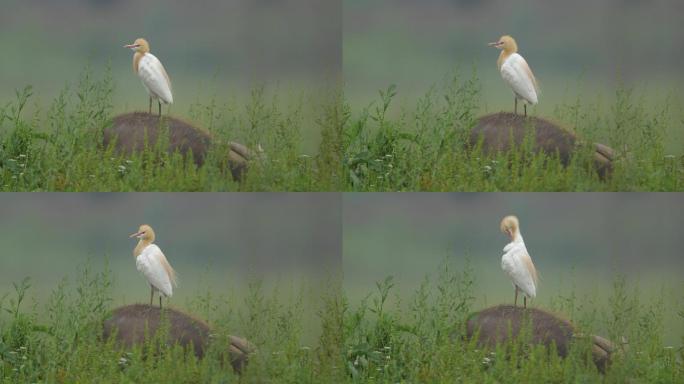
[134,239,151,257]
[496,44,518,70]
[133,52,145,73]
[511,231,523,243]
[496,50,510,70]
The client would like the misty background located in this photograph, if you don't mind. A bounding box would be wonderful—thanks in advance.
[343,193,684,344]
[0,0,341,113]
[344,0,684,131]
[2,0,683,148]
[0,193,341,310]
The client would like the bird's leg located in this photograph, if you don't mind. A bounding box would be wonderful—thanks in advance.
[159,296,163,309]
[514,286,519,307]
[524,104,527,117]
[514,98,518,115]
[150,286,154,307]
[158,101,162,117]
[524,296,527,309]
[149,97,152,115]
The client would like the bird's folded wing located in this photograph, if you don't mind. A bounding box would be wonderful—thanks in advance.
[502,244,537,297]
[138,54,174,104]
[137,244,174,296]
[501,53,538,104]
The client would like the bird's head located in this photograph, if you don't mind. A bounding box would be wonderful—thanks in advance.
[488,35,518,53]
[130,224,155,242]
[500,215,520,240]
[124,38,150,53]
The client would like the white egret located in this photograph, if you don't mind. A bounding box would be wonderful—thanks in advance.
[500,215,538,308]
[489,35,539,116]
[124,38,173,116]
[130,224,177,308]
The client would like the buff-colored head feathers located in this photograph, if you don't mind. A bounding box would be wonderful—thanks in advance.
[124,38,150,54]
[130,224,155,242]
[500,215,520,240]
[489,35,518,53]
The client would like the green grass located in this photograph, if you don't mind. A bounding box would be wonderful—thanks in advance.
[344,71,684,191]
[1,67,682,191]
[0,68,343,191]
[1,261,681,383]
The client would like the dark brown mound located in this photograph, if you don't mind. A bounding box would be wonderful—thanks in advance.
[470,112,614,178]
[103,304,253,373]
[104,112,252,181]
[466,305,615,372]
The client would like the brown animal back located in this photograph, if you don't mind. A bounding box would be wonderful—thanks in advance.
[102,304,254,373]
[466,304,575,355]
[469,112,613,178]
[104,112,211,166]
[103,303,210,357]
[470,112,577,164]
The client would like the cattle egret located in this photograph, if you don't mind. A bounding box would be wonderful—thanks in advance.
[500,215,538,308]
[124,38,173,116]
[488,35,539,116]
[130,224,177,308]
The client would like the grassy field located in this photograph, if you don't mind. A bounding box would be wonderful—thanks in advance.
[0,261,681,383]
[344,71,683,192]
[0,67,345,191]
[0,68,682,191]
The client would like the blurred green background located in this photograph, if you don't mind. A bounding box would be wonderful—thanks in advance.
[344,0,684,129]
[0,193,341,311]
[2,0,683,149]
[343,193,684,344]
[0,0,341,114]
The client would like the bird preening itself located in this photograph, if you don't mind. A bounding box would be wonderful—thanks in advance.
[500,215,538,308]
[489,35,539,116]
[124,38,173,116]
[130,224,177,308]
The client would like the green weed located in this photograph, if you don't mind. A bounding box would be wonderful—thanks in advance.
[0,261,680,382]
[1,68,681,191]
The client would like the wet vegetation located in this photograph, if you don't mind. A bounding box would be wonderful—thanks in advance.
[0,261,681,383]
[343,73,683,191]
[0,68,681,191]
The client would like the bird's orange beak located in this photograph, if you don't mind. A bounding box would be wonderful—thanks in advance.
[488,41,503,48]
[124,43,140,49]
[130,231,143,238]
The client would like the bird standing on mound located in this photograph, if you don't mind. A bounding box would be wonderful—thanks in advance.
[500,215,538,308]
[124,38,173,116]
[489,35,539,116]
[130,224,177,308]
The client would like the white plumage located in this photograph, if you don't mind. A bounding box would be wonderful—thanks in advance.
[501,235,537,299]
[500,53,538,106]
[130,224,177,308]
[124,38,173,115]
[489,35,539,116]
[499,215,538,307]
[137,53,173,105]
[136,243,175,298]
